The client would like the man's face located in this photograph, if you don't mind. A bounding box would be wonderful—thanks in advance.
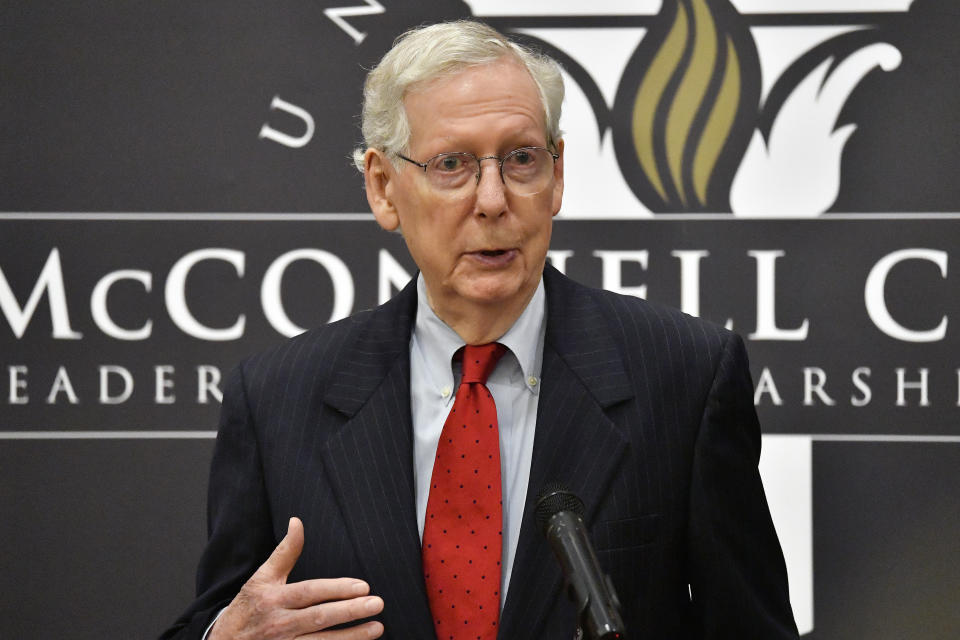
[366,57,564,320]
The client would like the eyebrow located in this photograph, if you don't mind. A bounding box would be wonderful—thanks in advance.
[426,138,549,157]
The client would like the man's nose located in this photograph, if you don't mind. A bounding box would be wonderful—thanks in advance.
[475,157,507,217]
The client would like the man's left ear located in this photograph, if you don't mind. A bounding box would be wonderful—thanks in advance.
[365,148,400,232]
[551,138,564,217]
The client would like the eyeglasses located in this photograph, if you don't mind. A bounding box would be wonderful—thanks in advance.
[397,146,559,196]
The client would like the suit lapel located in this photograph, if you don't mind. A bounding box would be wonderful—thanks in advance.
[499,267,634,639]
[314,267,636,639]
[319,280,436,638]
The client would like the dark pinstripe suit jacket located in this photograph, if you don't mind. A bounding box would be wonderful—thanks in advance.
[163,265,798,640]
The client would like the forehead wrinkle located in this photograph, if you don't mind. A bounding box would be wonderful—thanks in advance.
[431,113,544,152]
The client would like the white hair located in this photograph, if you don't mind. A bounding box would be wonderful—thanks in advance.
[352,20,564,171]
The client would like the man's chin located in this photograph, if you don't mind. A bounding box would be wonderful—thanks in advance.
[454,275,536,309]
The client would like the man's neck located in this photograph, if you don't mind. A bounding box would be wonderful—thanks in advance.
[424,283,539,345]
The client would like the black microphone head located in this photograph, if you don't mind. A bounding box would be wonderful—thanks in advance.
[535,483,585,533]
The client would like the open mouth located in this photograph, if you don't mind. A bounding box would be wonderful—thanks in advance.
[469,248,516,266]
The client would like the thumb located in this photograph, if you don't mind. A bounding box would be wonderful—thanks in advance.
[257,516,305,583]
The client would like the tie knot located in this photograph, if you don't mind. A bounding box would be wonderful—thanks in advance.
[461,343,507,385]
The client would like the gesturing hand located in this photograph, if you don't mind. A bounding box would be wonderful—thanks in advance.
[209,517,384,640]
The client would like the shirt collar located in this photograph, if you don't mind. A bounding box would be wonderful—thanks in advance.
[413,274,546,394]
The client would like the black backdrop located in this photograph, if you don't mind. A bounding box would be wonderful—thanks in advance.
[2,1,958,638]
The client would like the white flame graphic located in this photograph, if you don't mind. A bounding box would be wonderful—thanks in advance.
[731,42,902,217]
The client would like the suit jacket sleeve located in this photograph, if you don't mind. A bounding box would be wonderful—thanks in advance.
[687,332,798,638]
[159,363,277,640]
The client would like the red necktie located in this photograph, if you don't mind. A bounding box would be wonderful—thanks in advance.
[423,343,507,640]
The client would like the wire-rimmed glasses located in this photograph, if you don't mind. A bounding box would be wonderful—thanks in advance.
[397,146,559,196]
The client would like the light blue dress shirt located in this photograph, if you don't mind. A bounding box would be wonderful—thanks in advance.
[410,274,545,608]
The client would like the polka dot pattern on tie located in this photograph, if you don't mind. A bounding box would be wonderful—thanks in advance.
[422,343,506,640]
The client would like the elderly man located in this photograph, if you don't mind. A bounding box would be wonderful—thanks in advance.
[162,20,798,640]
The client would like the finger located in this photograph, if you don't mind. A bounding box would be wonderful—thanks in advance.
[296,620,384,640]
[282,578,370,609]
[290,595,384,634]
[256,516,305,582]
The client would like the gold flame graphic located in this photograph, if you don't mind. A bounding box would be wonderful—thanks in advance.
[631,0,749,208]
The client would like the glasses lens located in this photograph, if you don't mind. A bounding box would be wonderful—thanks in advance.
[425,153,478,191]
[502,147,555,195]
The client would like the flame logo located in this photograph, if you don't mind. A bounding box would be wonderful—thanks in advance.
[613,0,760,212]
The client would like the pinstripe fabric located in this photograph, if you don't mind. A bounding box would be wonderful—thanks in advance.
[161,265,798,640]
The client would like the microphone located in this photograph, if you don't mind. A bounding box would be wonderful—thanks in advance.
[536,484,627,640]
